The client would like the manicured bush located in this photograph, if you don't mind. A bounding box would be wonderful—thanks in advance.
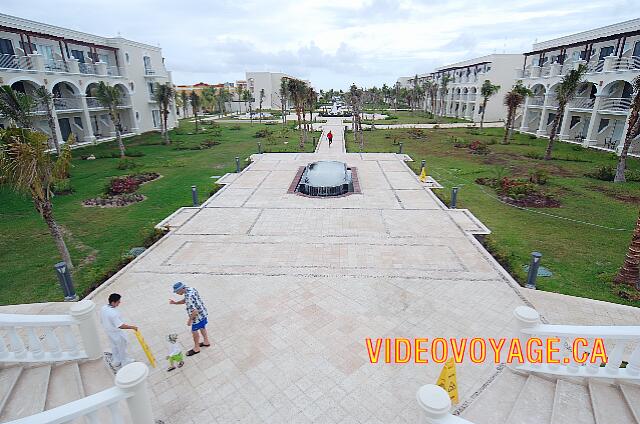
[529,169,549,185]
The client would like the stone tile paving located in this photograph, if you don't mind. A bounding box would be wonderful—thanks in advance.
[4,119,639,423]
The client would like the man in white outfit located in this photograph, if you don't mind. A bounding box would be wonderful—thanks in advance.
[100,293,138,368]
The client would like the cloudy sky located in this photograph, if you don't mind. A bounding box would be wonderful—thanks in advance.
[2,0,637,90]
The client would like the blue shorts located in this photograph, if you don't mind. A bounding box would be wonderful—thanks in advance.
[191,318,207,331]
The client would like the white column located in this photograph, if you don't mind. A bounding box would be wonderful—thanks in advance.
[616,118,632,156]
[603,55,617,72]
[77,94,96,144]
[50,106,64,145]
[520,96,531,131]
[68,58,79,73]
[584,94,604,146]
[115,363,154,424]
[69,300,102,360]
[28,53,44,71]
[512,306,540,370]
[129,108,140,134]
[558,106,572,141]
[536,94,552,136]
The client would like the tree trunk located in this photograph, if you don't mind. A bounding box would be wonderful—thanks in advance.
[163,109,170,145]
[614,110,639,183]
[480,98,487,129]
[296,107,304,149]
[544,103,564,160]
[194,111,199,132]
[45,102,61,154]
[502,107,513,144]
[39,198,74,270]
[614,210,640,286]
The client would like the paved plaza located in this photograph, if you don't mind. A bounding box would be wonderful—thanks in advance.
[7,119,639,423]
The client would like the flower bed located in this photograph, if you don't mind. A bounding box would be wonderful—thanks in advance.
[476,176,560,208]
[83,172,159,208]
[83,193,145,208]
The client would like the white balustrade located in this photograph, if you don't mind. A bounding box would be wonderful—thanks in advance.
[416,385,474,424]
[106,66,121,76]
[44,60,69,73]
[541,66,552,77]
[78,62,97,75]
[512,306,640,379]
[0,300,101,362]
[5,362,154,424]
[586,60,604,73]
[530,96,545,106]
[571,97,595,109]
[85,97,104,109]
[600,97,632,112]
[53,97,82,111]
[0,54,33,70]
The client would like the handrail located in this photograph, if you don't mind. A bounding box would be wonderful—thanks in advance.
[0,300,101,362]
[600,97,632,111]
[0,53,32,70]
[513,306,640,379]
[5,362,153,424]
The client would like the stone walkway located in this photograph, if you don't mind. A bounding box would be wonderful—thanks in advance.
[5,117,640,423]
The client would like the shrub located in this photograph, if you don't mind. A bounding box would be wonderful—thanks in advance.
[254,129,273,138]
[52,178,74,195]
[107,176,140,194]
[529,169,549,185]
[117,159,138,170]
[625,169,640,182]
[585,165,615,181]
[384,115,398,120]
[230,125,242,130]
[528,134,537,139]
[524,152,544,160]
[469,140,489,155]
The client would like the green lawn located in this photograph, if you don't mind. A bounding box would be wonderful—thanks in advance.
[0,120,314,305]
[364,110,469,125]
[346,127,640,307]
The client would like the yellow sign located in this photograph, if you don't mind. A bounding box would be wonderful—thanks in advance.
[134,330,157,368]
[436,358,458,404]
[419,166,428,182]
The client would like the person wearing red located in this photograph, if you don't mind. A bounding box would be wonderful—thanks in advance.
[327,130,333,147]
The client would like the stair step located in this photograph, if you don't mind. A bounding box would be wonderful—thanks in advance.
[0,366,23,415]
[0,365,51,421]
[461,368,528,423]
[589,381,637,424]
[506,374,556,424]
[620,383,640,423]
[45,362,85,410]
[79,358,115,395]
[551,380,595,424]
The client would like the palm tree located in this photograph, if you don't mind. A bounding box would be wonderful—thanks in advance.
[279,79,288,126]
[0,127,74,269]
[154,82,175,145]
[258,88,265,123]
[479,80,500,129]
[0,85,35,129]
[241,89,251,119]
[306,86,317,128]
[614,76,640,183]
[287,78,307,149]
[95,82,125,158]
[33,86,61,154]
[180,91,189,118]
[440,76,451,118]
[544,64,587,160]
[189,91,201,132]
[503,81,533,144]
[614,209,640,288]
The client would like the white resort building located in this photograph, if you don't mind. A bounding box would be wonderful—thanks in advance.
[245,71,309,110]
[517,19,640,154]
[419,54,522,123]
[0,13,177,145]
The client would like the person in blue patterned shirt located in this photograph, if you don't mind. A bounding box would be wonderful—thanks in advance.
[169,282,210,356]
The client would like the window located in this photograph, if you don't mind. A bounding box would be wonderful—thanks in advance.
[570,116,581,128]
[19,41,35,54]
[0,38,14,55]
[135,111,140,121]
[598,46,614,60]
[598,119,610,132]
[87,52,99,63]
[152,110,161,128]
[148,82,155,97]
[143,56,152,74]
[36,44,54,62]
[125,52,130,63]
[70,50,85,63]
[130,82,135,92]
[98,54,110,64]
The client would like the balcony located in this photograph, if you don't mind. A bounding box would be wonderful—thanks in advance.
[53,97,82,111]
[78,62,97,75]
[529,96,545,106]
[44,60,69,73]
[144,66,155,76]
[600,97,631,112]
[85,97,104,109]
[0,54,33,70]
[613,56,640,71]
[571,96,595,109]
[586,60,604,74]
[541,66,552,77]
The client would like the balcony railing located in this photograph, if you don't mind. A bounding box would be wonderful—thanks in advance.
[613,56,640,71]
[106,65,121,76]
[85,97,104,109]
[44,59,69,73]
[54,97,82,111]
[467,95,476,103]
[541,66,552,77]
[78,62,97,75]
[0,54,33,70]
[144,66,155,75]
[571,96,595,109]
[530,96,545,106]
[600,97,632,112]
[586,60,604,73]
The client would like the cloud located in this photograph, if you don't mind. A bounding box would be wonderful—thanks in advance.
[0,0,635,89]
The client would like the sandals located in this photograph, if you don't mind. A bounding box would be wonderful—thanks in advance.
[199,343,211,347]
[186,349,200,356]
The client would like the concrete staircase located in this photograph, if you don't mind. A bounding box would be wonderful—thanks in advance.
[461,368,640,424]
[0,359,114,422]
